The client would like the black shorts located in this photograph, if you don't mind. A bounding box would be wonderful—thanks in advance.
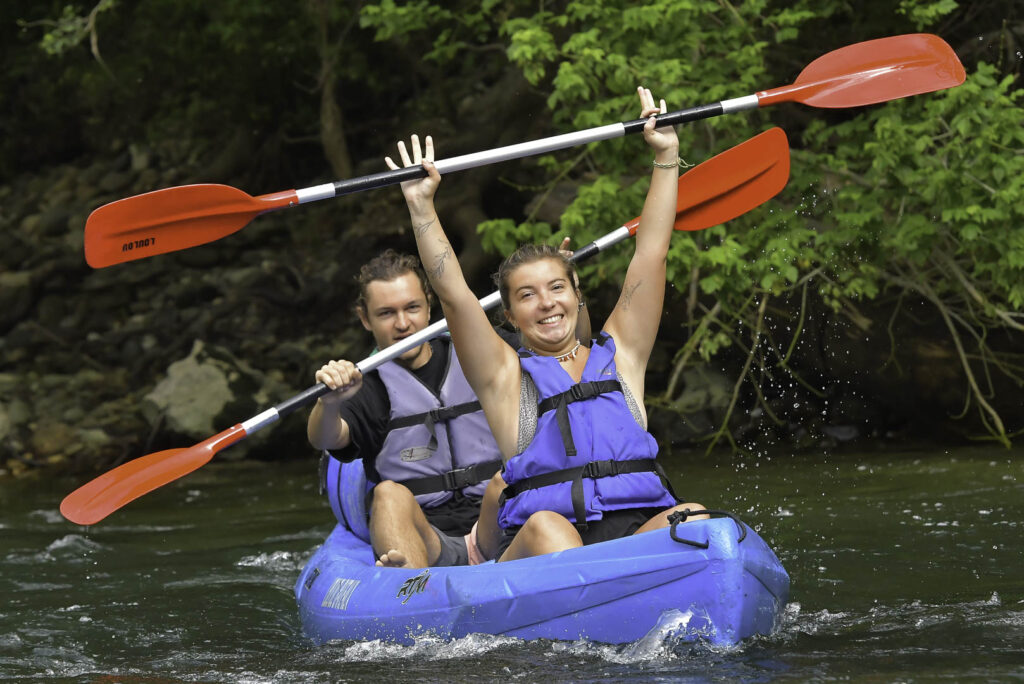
[423,492,481,537]
[495,506,664,559]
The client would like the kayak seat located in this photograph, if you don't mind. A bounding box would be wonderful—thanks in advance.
[323,452,372,544]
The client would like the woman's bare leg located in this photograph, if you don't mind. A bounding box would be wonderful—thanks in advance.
[498,510,582,562]
[475,471,506,561]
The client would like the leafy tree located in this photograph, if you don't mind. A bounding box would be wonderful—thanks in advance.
[6,0,1021,455]
[458,0,1023,447]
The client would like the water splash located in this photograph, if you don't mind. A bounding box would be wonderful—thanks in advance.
[236,550,305,573]
[337,632,521,662]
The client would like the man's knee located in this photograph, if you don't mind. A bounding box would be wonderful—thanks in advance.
[370,480,417,514]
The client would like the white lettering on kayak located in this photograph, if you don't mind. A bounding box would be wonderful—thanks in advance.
[322,578,361,611]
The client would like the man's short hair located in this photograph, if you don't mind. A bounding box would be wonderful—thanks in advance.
[355,249,434,313]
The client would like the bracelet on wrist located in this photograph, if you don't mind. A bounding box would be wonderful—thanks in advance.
[652,157,694,169]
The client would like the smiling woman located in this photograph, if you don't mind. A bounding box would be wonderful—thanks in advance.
[388,86,708,563]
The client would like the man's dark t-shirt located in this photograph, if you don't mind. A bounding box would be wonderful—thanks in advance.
[328,330,517,535]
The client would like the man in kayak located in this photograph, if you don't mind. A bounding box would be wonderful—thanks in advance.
[307,249,587,568]
[385,86,705,562]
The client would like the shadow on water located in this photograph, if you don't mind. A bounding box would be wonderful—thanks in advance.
[1,444,1022,682]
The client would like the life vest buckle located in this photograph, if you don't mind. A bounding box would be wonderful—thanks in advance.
[584,459,617,479]
[440,465,473,492]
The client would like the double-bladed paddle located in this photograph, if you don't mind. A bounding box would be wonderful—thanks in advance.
[60,127,790,525]
[83,34,962,268]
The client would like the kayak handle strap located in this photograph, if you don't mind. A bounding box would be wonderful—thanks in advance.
[667,508,748,548]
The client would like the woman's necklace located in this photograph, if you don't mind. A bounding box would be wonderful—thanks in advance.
[530,339,581,363]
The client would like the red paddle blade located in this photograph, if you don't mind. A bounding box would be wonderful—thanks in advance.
[59,425,247,525]
[758,33,966,108]
[84,185,297,268]
[623,128,788,235]
[675,127,789,230]
[622,127,788,236]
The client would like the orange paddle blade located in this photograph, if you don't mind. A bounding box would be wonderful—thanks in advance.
[624,127,789,236]
[59,424,247,525]
[675,127,789,230]
[758,33,966,108]
[84,185,297,268]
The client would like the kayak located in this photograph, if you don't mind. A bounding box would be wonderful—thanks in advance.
[294,457,790,646]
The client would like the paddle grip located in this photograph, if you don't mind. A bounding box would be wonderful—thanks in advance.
[570,242,600,264]
[332,165,427,197]
[621,103,725,135]
[274,383,332,418]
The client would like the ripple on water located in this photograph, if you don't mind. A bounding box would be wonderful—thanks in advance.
[28,509,66,525]
[6,534,111,565]
[236,550,310,574]
[12,581,74,592]
[13,642,99,680]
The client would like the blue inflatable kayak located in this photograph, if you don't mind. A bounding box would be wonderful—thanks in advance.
[295,458,789,646]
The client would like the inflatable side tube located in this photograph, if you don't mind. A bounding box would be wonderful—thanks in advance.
[323,453,371,543]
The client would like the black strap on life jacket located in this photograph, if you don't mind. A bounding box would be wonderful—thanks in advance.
[397,459,502,496]
[536,379,621,458]
[500,458,664,529]
[385,400,482,452]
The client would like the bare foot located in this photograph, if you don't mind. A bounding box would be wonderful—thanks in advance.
[375,549,408,568]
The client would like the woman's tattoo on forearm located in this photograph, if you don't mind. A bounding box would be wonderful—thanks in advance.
[621,280,642,310]
[428,239,452,279]
[414,216,437,236]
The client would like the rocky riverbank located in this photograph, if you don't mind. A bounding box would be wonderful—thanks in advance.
[0,141,404,479]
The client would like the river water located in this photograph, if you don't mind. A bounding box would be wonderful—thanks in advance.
[2,443,1022,682]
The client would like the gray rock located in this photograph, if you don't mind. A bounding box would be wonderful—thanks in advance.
[4,399,30,428]
[672,365,732,414]
[143,340,236,437]
[0,271,34,331]
[30,420,78,458]
[19,213,41,234]
[129,143,151,172]
[36,206,73,236]
[0,403,11,442]
[98,170,133,193]
[141,339,285,451]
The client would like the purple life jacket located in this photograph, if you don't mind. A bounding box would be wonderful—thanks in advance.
[375,339,502,508]
[498,333,677,528]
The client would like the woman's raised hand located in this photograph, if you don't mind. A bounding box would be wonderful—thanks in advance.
[385,134,441,212]
[637,87,678,158]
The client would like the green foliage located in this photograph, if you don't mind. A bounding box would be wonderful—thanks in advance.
[897,0,959,30]
[34,0,115,56]
[802,61,1024,311]
[477,218,555,256]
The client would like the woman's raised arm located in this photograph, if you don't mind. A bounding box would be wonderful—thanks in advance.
[386,136,521,440]
[603,88,680,385]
